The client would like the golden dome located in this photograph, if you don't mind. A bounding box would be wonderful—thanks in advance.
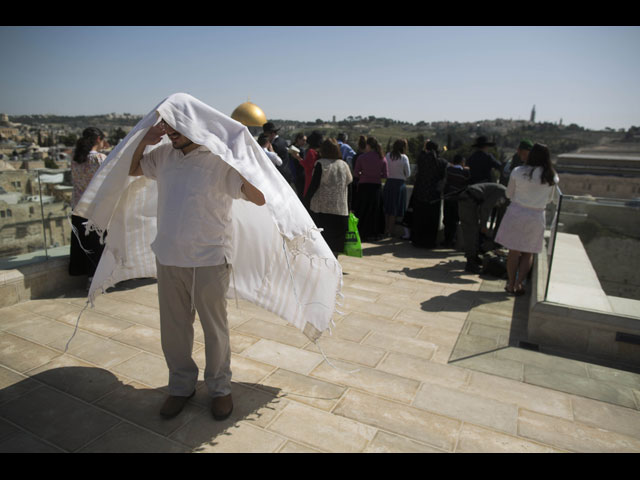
[231,101,267,127]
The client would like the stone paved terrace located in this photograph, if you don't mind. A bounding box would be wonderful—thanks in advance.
[1,239,640,453]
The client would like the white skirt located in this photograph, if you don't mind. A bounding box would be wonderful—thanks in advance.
[495,202,546,254]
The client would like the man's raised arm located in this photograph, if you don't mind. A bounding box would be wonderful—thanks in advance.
[129,124,165,176]
[239,176,265,206]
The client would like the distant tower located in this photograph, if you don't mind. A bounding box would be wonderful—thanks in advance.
[530,105,536,123]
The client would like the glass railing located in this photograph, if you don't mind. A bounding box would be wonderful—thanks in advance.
[0,168,73,270]
[544,190,640,319]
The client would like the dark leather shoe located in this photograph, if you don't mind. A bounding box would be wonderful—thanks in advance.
[160,390,195,419]
[211,394,233,421]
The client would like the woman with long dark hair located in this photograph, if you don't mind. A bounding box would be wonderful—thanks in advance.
[353,136,387,241]
[69,127,109,285]
[495,143,559,295]
[382,139,411,237]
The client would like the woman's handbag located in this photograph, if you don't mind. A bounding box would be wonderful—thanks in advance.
[343,213,363,257]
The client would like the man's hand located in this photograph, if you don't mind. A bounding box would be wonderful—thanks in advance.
[143,124,166,146]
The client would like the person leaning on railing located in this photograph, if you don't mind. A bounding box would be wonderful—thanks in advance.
[494,143,559,296]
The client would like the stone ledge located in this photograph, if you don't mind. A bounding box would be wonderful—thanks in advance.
[529,234,640,370]
[0,255,85,308]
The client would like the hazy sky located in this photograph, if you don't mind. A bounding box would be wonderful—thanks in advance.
[1,26,639,130]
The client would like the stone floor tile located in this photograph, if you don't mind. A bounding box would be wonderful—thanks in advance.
[0,332,61,373]
[0,306,35,330]
[450,352,524,382]
[340,285,380,303]
[363,430,445,453]
[413,382,519,435]
[571,395,640,440]
[340,312,421,339]
[0,385,121,452]
[229,331,261,354]
[586,363,640,390]
[277,440,324,453]
[267,401,376,453]
[3,314,77,348]
[0,429,64,452]
[377,352,470,387]
[340,297,401,320]
[190,422,286,453]
[57,309,134,338]
[96,381,203,437]
[229,354,275,385]
[78,422,189,453]
[495,347,590,377]
[449,332,500,361]
[27,356,126,403]
[415,325,460,348]
[394,308,466,333]
[14,299,82,320]
[333,389,461,452]
[110,352,169,388]
[466,309,516,330]
[241,339,324,375]
[523,364,638,409]
[466,370,574,420]
[258,368,345,411]
[362,332,437,361]
[47,331,140,369]
[169,383,285,448]
[110,324,164,355]
[234,318,309,348]
[306,335,386,367]
[325,317,370,343]
[518,408,640,452]
[0,365,41,405]
[311,358,420,404]
[456,423,564,453]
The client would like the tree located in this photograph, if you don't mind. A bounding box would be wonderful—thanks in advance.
[109,127,127,145]
[44,157,59,169]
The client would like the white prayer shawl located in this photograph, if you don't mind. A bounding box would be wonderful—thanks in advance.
[74,93,342,341]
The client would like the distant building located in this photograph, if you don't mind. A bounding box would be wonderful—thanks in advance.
[555,147,640,199]
[530,105,536,123]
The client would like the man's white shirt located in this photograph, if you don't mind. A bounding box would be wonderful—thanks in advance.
[140,143,244,267]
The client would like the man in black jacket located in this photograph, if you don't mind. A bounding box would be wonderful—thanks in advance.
[263,122,293,184]
[456,182,507,273]
[466,136,502,185]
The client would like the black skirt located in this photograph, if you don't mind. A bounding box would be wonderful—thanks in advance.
[68,214,106,277]
[354,183,384,240]
[311,211,349,255]
[411,199,441,248]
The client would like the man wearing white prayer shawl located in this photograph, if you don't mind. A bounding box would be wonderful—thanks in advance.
[73,93,343,420]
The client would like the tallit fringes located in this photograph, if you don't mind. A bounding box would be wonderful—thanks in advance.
[67,213,94,255]
[63,299,90,354]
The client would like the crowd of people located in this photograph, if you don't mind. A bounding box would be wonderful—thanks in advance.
[258,125,559,295]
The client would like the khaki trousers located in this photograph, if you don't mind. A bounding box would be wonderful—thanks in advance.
[156,260,231,398]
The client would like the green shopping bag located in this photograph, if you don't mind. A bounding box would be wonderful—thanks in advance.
[343,213,362,257]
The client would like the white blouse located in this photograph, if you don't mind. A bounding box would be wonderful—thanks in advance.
[507,166,559,209]
[385,153,411,180]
